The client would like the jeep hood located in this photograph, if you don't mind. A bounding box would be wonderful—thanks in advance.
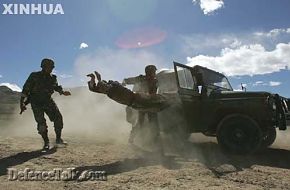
[210,91,272,99]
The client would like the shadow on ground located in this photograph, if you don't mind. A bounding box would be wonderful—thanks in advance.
[178,142,290,176]
[72,149,181,181]
[0,148,57,176]
[65,141,290,181]
[1,140,289,180]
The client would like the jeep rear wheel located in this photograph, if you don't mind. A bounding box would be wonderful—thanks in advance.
[217,114,262,154]
[261,127,276,148]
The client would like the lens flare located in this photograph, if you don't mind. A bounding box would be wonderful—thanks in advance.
[116,27,167,49]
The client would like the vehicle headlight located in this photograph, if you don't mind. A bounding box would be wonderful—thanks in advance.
[266,96,276,110]
[272,103,276,110]
[282,100,288,111]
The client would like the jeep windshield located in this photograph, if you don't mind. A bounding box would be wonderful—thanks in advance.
[198,67,233,92]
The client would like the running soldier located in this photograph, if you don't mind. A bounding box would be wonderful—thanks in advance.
[20,58,71,151]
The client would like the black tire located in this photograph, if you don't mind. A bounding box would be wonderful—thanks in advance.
[217,114,262,154]
[261,127,276,148]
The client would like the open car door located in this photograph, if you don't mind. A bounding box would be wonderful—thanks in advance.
[174,62,203,132]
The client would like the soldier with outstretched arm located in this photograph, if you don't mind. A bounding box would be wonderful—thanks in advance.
[87,71,170,156]
[87,71,169,112]
[20,58,71,151]
[122,65,158,94]
[122,65,160,144]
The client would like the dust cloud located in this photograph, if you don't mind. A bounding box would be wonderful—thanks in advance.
[3,86,290,153]
[272,130,290,150]
[2,86,131,144]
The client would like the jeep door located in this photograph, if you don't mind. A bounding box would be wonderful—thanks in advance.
[174,62,203,132]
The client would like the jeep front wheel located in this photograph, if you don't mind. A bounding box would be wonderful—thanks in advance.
[261,127,276,148]
[217,114,262,154]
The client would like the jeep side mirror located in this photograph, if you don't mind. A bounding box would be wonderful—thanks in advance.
[241,83,247,92]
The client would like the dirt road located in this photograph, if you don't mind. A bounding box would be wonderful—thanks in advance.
[1,132,290,190]
[1,90,290,189]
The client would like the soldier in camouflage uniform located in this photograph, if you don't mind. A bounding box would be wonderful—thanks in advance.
[122,65,163,154]
[87,70,167,155]
[20,58,71,151]
[122,65,158,94]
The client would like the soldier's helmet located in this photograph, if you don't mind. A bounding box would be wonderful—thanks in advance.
[145,65,157,74]
[41,58,55,69]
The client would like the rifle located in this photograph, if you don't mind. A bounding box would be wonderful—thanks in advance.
[20,96,30,114]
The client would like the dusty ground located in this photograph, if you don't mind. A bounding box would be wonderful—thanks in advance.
[1,132,290,190]
[1,91,290,190]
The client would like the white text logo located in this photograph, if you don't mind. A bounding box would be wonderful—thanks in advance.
[2,4,64,15]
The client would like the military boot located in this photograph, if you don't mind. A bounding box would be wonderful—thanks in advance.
[55,129,67,145]
[41,133,50,151]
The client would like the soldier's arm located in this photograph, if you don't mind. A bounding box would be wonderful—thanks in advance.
[123,75,144,85]
[52,75,64,94]
[53,75,71,96]
[87,72,170,112]
[21,73,34,98]
[20,73,34,114]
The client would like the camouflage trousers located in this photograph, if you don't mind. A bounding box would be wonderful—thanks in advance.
[138,112,158,127]
[31,99,63,135]
[130,112,161,143]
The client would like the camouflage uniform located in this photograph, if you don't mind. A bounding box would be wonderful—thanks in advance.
[123,75,158,126]
[88,71,165,154]
[22,71,64,138]
[123,70,161,148]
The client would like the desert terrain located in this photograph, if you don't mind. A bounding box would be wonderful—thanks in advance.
[1,86,290,190]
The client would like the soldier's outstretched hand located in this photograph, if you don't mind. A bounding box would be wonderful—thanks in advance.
[94,71,102,82]
[86,71,102,82]
[87,73,95,82]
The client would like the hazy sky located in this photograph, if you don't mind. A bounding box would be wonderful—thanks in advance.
[0,0,290,96]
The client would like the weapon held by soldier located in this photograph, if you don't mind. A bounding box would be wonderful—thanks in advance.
[20,97,30,114]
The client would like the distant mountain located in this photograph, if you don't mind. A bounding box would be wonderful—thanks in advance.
[0,85,106,122]
[0,83,22,92]
[0,86,20,120]
[0,86,21,104]
[0,86,87,120]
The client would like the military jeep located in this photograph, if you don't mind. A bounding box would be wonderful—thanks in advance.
[128,62,290,154]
